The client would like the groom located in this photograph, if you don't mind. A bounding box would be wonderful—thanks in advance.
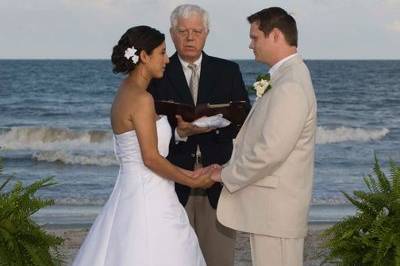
[210,7,317,266]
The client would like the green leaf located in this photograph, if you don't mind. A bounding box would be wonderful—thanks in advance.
[256,73,270,82]
[319,155,400,265]
[373,154,391,193]
[0,158,64,265]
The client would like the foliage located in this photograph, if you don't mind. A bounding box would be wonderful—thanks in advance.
[320,156,400,266]
[0,159,64,266]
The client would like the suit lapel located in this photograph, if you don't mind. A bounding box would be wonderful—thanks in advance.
[197,52,214,105]
[238,55,302,131]
[234,99,260,144]
[233,55,304,156]
[167,53,194,105]
[238,55,302,135]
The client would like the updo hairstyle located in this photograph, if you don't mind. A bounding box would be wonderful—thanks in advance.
[111,26,165,74]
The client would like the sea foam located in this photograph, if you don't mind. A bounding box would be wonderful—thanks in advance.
[0,126,390,165]
[316,126,389,144]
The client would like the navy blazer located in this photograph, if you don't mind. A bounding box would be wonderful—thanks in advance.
[148,52,250,208]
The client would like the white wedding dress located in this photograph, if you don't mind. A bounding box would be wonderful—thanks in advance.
[73,116,206,266]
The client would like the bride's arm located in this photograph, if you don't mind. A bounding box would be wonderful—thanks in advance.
[133,93,214,189]
[178,166,209,178]
[178,167,194,177]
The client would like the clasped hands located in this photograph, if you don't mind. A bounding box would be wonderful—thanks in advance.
[187,164,223,189]
[176,115,222,188]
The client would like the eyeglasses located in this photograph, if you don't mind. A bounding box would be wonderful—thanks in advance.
[175,28,205,38]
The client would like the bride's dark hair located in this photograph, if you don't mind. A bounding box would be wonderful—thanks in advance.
[111,26,165,74]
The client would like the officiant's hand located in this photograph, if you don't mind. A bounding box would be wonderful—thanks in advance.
[176,115,214,137]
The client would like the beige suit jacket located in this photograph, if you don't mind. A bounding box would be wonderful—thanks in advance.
[216,55,317,238]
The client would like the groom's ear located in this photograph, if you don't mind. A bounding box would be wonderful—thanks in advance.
[271,28,280,42]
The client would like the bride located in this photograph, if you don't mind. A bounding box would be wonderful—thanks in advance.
[73,25,213,266]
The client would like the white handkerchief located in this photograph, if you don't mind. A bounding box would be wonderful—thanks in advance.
[192,114,231,128]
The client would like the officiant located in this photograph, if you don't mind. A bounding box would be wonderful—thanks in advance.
[148,4,250,266]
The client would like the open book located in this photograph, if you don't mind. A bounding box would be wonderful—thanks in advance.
[154,100,248,129]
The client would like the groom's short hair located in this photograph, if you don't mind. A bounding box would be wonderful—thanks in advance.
[247,7,297,47]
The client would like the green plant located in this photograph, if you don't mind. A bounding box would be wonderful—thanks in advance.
[0,159,64,265]
[320,156,400,266]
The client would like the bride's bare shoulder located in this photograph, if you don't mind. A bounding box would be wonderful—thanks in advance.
[114,84,153,107]
[135,90,154,105]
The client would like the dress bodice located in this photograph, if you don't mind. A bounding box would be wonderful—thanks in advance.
[113,116,171,164]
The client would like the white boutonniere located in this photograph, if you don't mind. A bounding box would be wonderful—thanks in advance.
[252,73,271,99]
[124,46,139,64]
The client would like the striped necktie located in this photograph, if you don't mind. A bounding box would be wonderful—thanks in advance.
[188,63,199,105]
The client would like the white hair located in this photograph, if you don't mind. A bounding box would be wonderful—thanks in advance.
[170,4,209,32]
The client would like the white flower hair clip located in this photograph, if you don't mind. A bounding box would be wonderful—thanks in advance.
[124,46,139,64]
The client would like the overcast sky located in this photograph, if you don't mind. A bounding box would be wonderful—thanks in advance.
[1,0,400,59]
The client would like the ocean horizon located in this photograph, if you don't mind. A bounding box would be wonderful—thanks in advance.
[1,59,399,227]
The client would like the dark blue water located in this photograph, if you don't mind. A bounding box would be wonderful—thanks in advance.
[1,59,399,225]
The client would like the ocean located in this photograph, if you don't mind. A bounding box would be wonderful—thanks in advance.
[0,59,399,227]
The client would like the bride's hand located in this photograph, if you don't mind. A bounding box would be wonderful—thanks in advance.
[191,167,207,178]
[192,164,221,178]
[202,164,222,182]
[180,168,195,177]
[190,173,214,189]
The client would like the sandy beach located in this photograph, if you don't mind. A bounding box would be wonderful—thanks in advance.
[49,223,332,266]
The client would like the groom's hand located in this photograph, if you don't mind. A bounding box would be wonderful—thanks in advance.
[191,173,215,189]
[192,164,220,178]
[194,164,223,182]
[176,115,213,138]
[210,166,222,182]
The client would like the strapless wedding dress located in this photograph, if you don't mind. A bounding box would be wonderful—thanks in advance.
[73,116,205,266]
